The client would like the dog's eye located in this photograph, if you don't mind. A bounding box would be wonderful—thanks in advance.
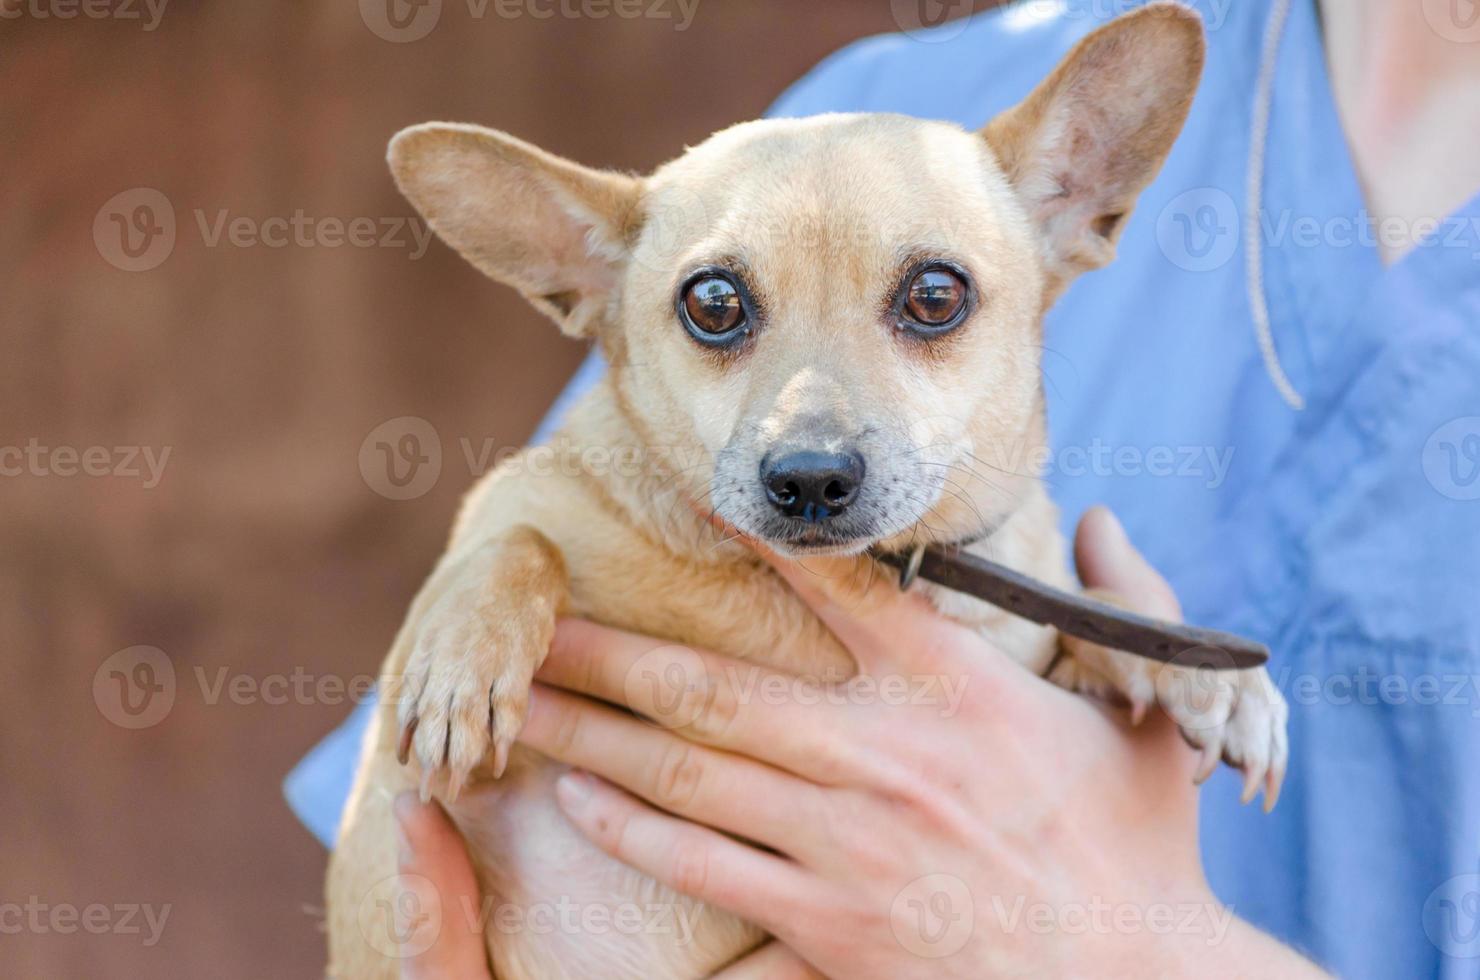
[902,267,969,330]
[680,274,746,342]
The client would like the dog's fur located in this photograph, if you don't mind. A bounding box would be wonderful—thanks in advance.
[327,7,1288,977]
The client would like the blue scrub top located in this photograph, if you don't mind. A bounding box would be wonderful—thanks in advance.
[287,2,1480,975]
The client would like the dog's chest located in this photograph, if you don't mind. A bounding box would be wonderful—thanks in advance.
[554,516,1058,681]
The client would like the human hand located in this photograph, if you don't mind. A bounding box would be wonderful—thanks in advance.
[513,506,1228,976]
[395,507,1319,976]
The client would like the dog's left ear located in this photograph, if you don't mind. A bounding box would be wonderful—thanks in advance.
[984,3,1205,295]
[388,122,642,337]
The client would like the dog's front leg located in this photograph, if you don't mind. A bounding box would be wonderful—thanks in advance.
[393,524,568,799]
[1049,590,1289,811]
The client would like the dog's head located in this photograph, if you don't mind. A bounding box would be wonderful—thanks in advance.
[389,5,1203,555]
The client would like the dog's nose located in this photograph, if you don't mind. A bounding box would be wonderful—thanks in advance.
[761,450,864,522]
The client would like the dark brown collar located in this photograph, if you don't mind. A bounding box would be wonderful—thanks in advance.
[874,542,1268,671]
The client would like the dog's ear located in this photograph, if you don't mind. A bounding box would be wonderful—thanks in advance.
[983,3,1204,294]
[388,123,642,337]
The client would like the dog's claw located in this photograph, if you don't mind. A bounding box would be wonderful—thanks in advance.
[1129,699,1149,727]
[1192,737,1221,785]
[493,739,510,780]
[397,717,418,766]
[1264,762,1285,812]
[1239,763,1261,805]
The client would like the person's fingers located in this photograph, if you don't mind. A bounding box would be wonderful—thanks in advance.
[709,942,825,979]
[755,545,991,675]
[536,619,869,784]
[1073,505,1182,620]
[394,792,493,979]
[554,770,817,934]
[521,685,834,859]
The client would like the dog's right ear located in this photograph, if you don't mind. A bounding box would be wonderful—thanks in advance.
[983,3,1204,298]
[388,123,642,337]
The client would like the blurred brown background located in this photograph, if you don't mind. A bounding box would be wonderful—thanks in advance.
[0,0,997,975]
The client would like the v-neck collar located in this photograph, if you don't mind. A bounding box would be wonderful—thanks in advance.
[1258,0,1385,400]
[1261,0,1480,411]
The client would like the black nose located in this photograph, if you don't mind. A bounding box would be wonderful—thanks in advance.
[762,450,865,522]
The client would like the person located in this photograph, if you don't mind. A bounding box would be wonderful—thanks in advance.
[287,0,1480,975]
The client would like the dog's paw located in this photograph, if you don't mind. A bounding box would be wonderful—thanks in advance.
[391,577,558,801]
[1053,645,1289,811]
[1153,663,1289,810]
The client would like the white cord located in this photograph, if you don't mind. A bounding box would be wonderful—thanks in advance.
[1246,0,1305,411]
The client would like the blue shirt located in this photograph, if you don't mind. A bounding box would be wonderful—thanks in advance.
[287,3,1480,975]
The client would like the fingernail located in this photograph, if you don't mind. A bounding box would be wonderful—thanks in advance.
[555,770,593,816]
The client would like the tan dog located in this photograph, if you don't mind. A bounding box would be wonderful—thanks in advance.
[327,6,1287,977]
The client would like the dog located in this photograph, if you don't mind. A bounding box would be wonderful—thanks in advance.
[327,5,1288,976]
